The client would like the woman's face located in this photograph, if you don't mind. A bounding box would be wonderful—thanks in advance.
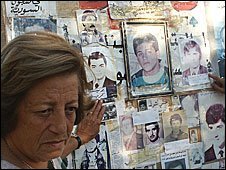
[10,73,78,162]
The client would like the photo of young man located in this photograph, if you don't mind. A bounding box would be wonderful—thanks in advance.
[181,39,208,85]
[204,104,225,162]
[164,113,188,143]
[83,48,117,99]
[122,22,172,97]
[131,32,169,88]
[143,121,163,146]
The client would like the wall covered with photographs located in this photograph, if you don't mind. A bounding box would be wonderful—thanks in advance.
[1,1,225,169]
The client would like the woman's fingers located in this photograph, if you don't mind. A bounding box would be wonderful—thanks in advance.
[208,73,225,93]
[93,100,102,118]
[97,105,105,122]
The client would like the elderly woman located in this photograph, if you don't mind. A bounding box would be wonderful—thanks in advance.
[1,31,105,169]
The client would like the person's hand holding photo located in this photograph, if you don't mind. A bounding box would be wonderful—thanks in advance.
[208,73,225,93]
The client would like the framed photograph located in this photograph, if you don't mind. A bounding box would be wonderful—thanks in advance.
[121,21,172,99]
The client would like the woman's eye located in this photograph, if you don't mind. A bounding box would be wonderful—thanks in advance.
[37,109,52,116]
[65,107,77,115]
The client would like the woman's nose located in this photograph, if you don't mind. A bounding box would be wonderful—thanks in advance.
[49,110,67,134]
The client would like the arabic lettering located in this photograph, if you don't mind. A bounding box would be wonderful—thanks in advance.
[10,1,41,16]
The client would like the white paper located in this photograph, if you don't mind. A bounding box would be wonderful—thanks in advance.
[161,150,189,169]
[188,73,210,86]
[132,109,159,126]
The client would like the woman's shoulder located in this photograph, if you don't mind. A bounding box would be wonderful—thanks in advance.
[1,160,20,169]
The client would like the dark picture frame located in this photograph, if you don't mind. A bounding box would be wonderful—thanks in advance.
[121,21,172,99]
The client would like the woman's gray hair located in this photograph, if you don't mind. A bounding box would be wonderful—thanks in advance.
[1,31,94,138]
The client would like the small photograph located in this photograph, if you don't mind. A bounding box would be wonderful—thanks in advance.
[179,39,208,85]
[143,121,164,147]
[76,9,105,46]
[191,148,203,166]
[104,30,122,46]
[102,102,117,121]
[80,136,107,169]
[189,127,201,143]
[138,99,148,112]
[216,24,225,77]
[162,110,188,143]
[119,114,145,151]
[13,18,57,38]
[171,95,182,111]
[124,99,137,114]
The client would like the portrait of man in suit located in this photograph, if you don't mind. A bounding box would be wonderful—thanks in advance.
[88,51,116,90]
[181,40,208,85]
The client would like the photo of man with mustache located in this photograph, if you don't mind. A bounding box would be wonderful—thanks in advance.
[80,10,105,46]
[144,121,163,146]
